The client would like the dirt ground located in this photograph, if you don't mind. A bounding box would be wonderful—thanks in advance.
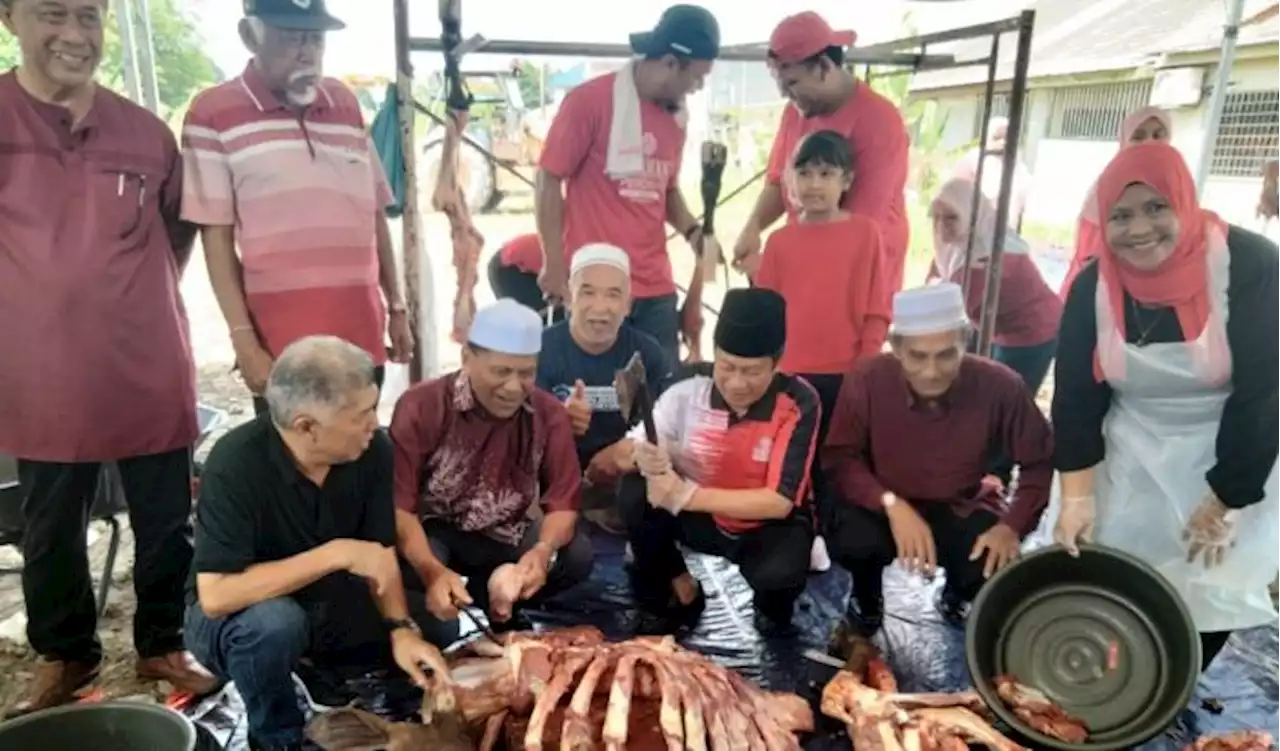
[13,202,1263,715]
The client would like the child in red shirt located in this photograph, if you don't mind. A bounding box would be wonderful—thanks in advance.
[754,130,892,573]
[755,129,891,431]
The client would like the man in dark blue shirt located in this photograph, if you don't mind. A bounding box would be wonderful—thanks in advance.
[537,244,673,532]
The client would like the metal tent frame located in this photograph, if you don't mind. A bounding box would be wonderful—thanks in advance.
[390,1,1037,382]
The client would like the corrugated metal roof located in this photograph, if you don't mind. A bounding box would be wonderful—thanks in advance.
[909,0,1279,92]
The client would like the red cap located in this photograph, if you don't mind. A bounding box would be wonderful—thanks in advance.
[768,12,857,63]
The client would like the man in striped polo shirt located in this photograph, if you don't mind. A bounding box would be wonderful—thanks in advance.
[181,0,412,415]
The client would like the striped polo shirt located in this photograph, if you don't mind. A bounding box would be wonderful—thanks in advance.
[630,365,821,533]
[180,63,393,363]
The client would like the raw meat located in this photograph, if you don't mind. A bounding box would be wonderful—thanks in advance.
[1186,731,1276,751]
[450,627,812,750]
[432,107,485,344]
[820,634,1024,751]
[993,674,1089,743]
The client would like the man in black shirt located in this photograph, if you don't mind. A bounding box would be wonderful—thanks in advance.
[184,336,449,751]
[536,244,673,533]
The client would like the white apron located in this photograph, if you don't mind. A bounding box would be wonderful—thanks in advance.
[1091,240,1279,633]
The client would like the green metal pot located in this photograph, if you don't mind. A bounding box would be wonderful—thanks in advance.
[0,702,196,751]
[966,543,1201,751]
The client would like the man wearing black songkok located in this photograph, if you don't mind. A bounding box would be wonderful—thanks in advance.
[613,288,823,636]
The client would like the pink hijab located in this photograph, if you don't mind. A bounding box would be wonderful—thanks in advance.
[1090,142,1228,383]
[1061,107,1173,297]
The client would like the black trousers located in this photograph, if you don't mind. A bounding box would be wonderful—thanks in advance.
[420,517,594,614]
[252,365,386,417]
[797,372,843,502]
[19,448,193,662]
[822,498,1000,608]
[617,474,813,619]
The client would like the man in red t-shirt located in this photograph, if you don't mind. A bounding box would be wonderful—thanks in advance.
[733,12,911,294]
[535,4,721,363]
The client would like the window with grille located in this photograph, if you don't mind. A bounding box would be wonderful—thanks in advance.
[1048,81,1154,141]
[1210,90,1280,178]
[970,91,1034,143]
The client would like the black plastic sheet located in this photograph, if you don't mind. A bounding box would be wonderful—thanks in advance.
[186,527,1279,750]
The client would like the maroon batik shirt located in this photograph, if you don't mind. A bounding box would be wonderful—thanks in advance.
[0,73,198,462]
[390,371,582,545]
[821,354,1054,536]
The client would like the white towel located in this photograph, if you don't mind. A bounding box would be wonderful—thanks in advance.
[606,61,646,179]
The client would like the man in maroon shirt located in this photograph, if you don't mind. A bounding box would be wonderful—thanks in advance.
[820,283,1053,648]
[390,300,592,633]
[0,0,218,715]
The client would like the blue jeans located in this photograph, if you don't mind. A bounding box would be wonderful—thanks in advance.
[991,337,1057,397]
[627,294,680,365]
[184,599,311,745]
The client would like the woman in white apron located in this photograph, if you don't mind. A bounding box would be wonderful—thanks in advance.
[1050,141,1279,671]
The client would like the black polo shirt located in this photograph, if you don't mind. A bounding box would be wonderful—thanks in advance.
[186,414,396,607]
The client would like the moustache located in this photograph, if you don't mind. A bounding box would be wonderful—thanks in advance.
[288,69,320,85]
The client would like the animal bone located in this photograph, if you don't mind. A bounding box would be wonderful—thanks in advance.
[452,626,812,750]
[820,635,1025,751]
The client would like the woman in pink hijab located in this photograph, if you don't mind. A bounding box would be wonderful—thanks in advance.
[1058,106,1173,297]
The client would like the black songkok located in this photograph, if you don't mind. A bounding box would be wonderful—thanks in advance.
[713,288,786,358]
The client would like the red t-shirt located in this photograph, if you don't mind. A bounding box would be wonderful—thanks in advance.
[539,73,686,299]
[499,232,544,274]
[755,216,892,374]
[766,81,910,292]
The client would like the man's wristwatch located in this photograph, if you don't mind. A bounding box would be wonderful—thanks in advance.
[881,492,898,510]
[384,617,420,637]
[533,541,558,572]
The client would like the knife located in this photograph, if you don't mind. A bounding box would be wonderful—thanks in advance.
[803,648,847,671]
[456,599,503,646]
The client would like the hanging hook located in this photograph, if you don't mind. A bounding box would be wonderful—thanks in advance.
[438,0,473,113]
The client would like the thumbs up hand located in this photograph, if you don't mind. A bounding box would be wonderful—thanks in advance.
[565,379,592,436]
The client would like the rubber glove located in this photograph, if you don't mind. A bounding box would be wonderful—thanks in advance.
[632,439,672,478]
[1182,492,1239,569]
[645,470,698,515]
[1053,495,1096,556]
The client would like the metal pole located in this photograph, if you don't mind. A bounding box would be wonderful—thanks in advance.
[1193,0,1246,196]
[113,0,142,103]
[133,0,161,113]
[976,9,1035,356]
[960,34,1000,308]
[394,0,432,383]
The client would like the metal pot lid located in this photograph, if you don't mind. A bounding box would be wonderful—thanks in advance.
[995,582,1173,737]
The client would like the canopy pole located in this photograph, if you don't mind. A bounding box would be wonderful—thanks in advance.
[394,0,433,383]
[1194,0,1246,197]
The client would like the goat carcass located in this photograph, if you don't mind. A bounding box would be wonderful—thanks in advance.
[432,108,485,344]
[820,636,1025,751]
[1186,731,1276,751]
[449,626,813,751]
[993,674,1089,743]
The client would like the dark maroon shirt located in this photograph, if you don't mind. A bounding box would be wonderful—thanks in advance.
[390,371,581,546]
[0,72,198,462]
[821,354,1053,536]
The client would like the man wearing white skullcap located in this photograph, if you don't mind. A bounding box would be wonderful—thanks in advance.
[536,243,675,534]
[820,282,1054,650]
[390,299,593,634]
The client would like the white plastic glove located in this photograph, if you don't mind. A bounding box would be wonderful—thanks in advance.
[645,470,698,515]
[632,439,672,478]
[1182,492,1239,569]
[1053,495,1096,557]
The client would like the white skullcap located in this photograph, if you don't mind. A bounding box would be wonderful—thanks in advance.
[890,283,970,336]
[570,243,631,277]
[467,298,543,355]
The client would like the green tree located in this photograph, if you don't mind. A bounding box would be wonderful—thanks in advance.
[512,59,551,109]
[0,0,219,115]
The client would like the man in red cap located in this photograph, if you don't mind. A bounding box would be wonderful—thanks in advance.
[733,11,910,294]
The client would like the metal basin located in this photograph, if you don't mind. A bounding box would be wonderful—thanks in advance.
[0,702,196,751]
[966,543,1200,750]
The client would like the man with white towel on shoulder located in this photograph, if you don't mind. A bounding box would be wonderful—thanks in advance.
[534,4,721,364]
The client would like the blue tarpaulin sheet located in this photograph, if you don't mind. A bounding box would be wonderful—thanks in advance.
[186,527,1279,750]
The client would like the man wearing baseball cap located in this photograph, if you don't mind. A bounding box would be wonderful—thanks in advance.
[734,11,911,294]
[180,0,413,416]
[536,4,721,365]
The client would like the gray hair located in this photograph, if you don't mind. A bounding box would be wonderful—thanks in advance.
[264,336,376,427]
[244,16,267,45]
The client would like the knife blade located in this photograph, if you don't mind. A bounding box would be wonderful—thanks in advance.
[456,601,503,646]
[802,648,846,670]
